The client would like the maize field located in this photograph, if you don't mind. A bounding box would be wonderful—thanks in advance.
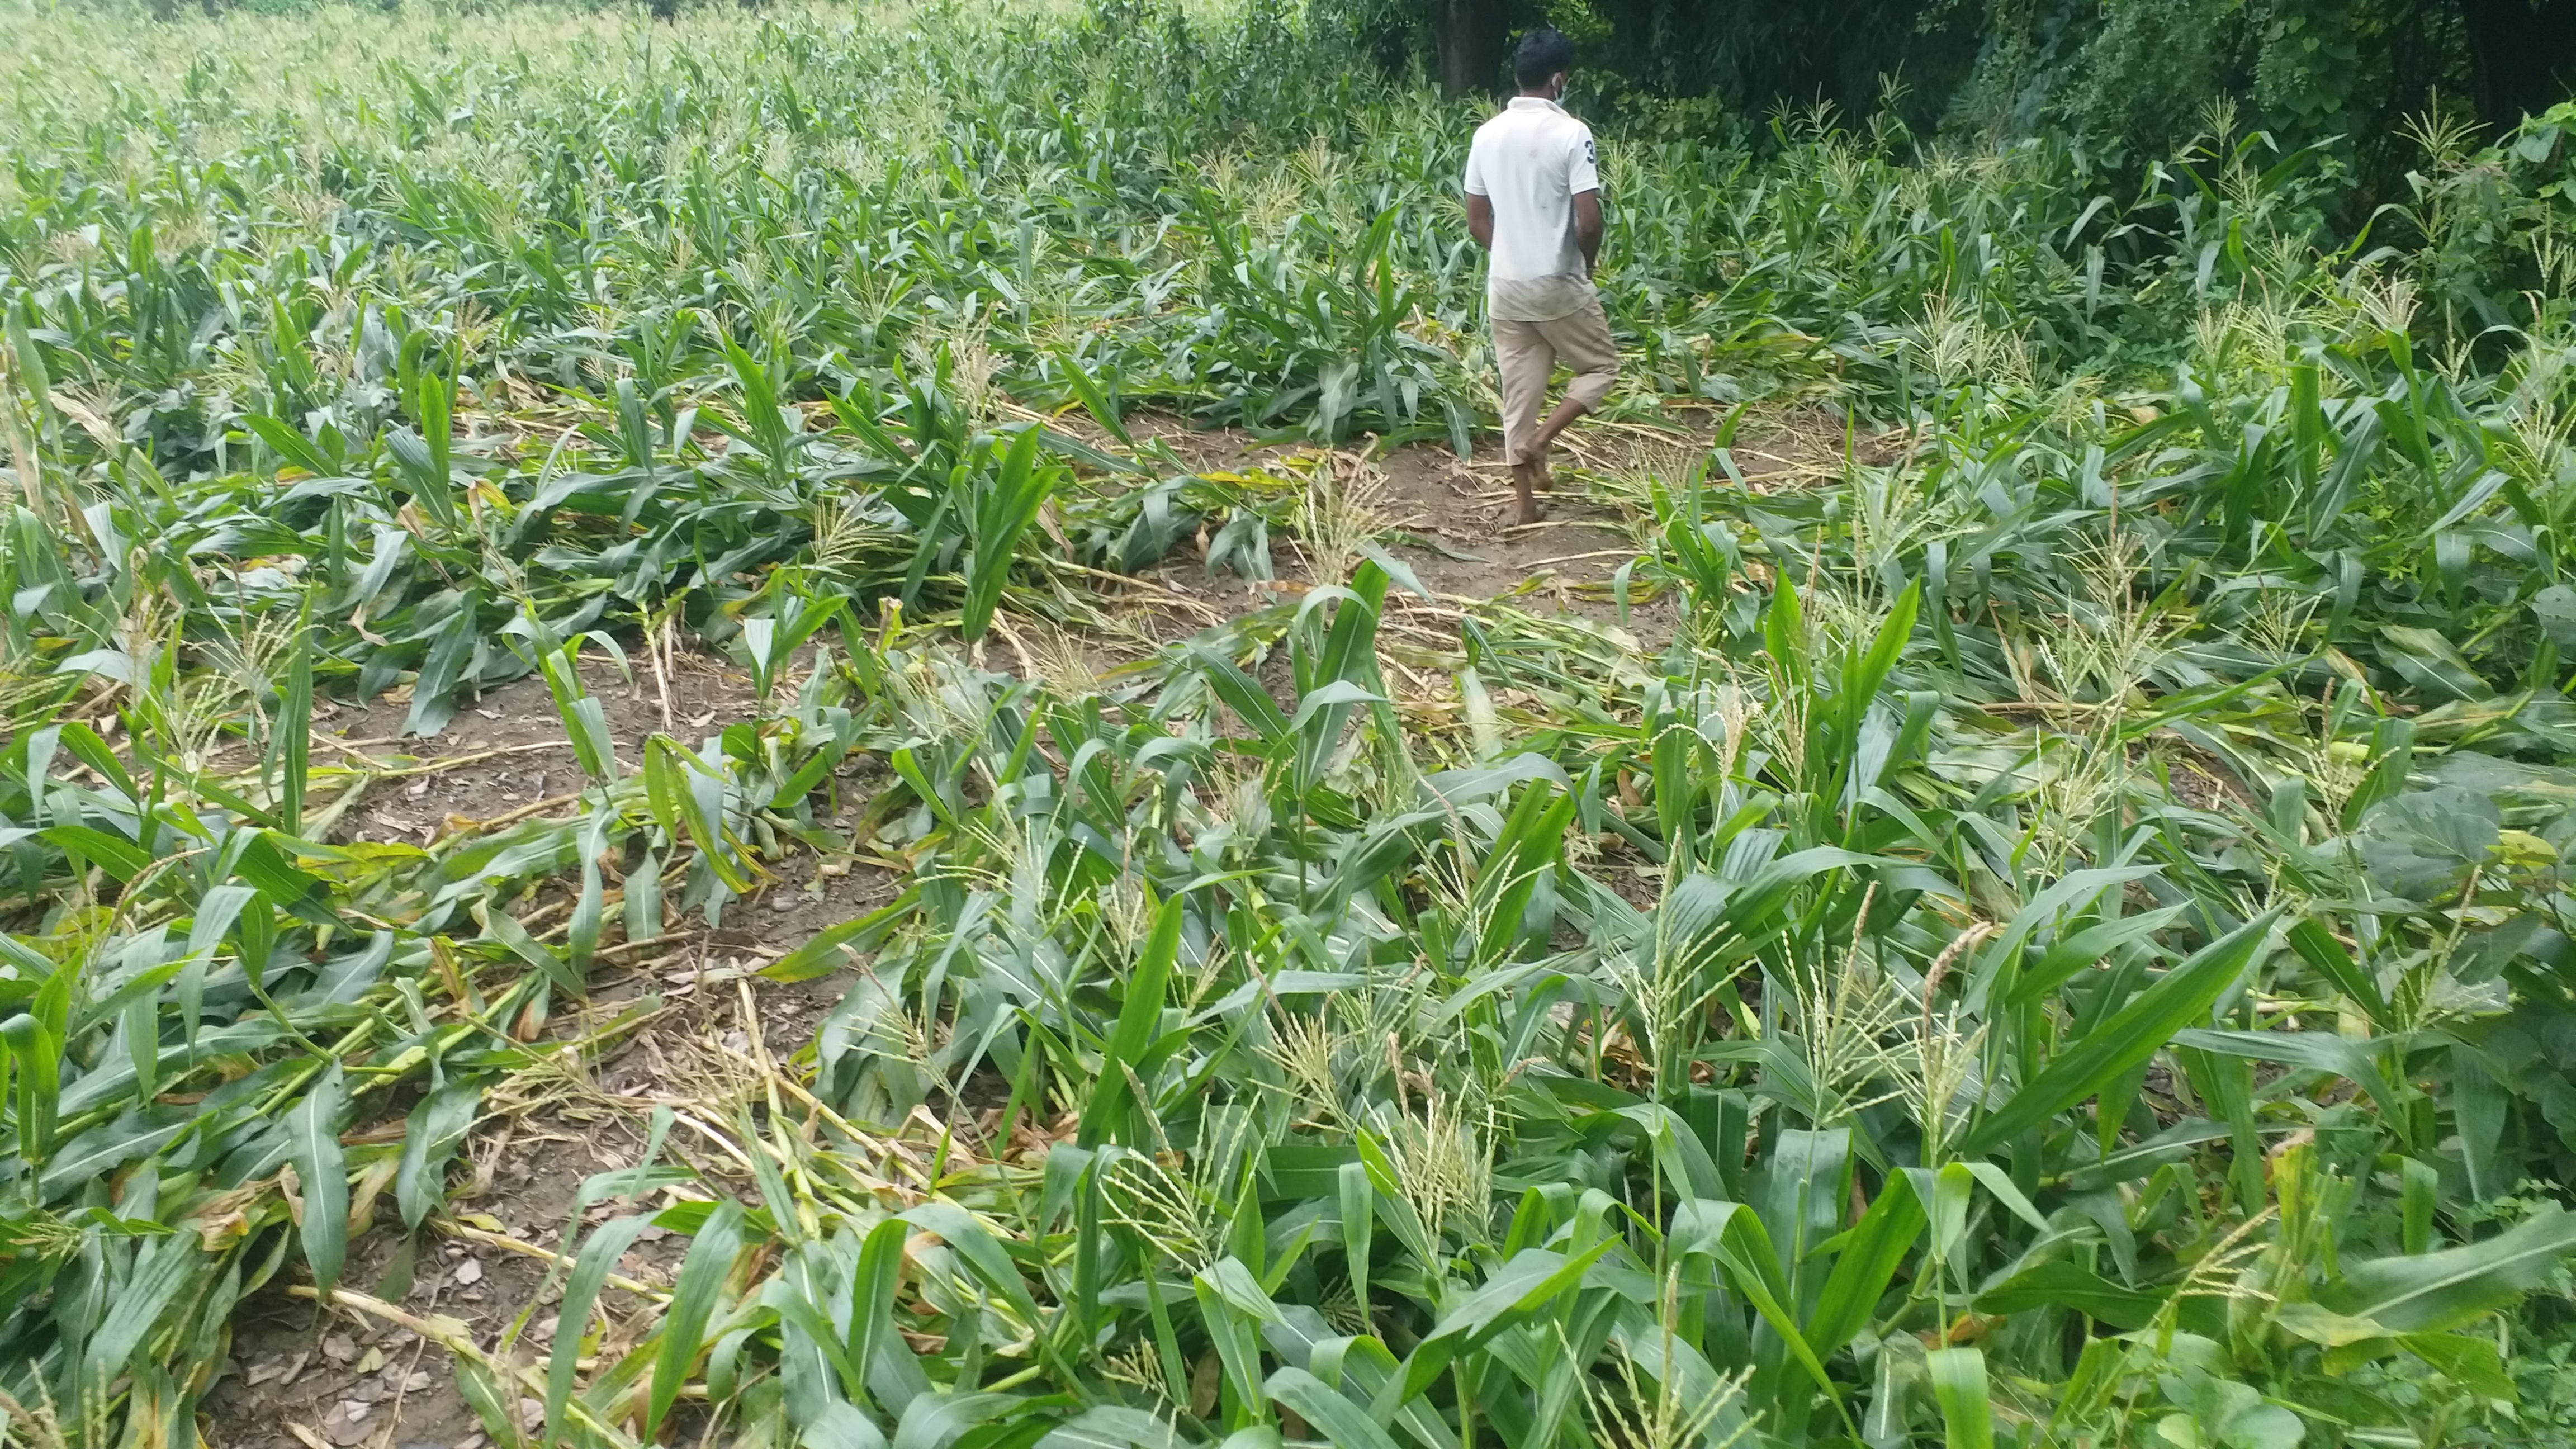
[6,3,2576,1448]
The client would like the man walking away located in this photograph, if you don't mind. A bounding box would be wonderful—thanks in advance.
[1463,26,1614,525]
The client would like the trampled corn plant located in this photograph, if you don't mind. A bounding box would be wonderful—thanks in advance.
[13,3,2576,1447]
[351,564,2576,1449]
[0,562,879,1448]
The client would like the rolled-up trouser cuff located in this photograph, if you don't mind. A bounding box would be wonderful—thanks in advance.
[1494,295,1618,466]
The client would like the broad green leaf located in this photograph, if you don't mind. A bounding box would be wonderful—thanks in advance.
[1806,1169,1924,1355]
[1270,1366,1403,1449]
[647,1199,747,1441]
[1079,892,1181,1147]
[1960,911,2277,1157]
[1384,1240,1616,1408]
[2320,1205,2576,1333]
[290,1062,351,1299]
[1973,1261,2162,1328]
[851,1216,910,1405]
[397,1073,483,1232]
[893,1390,1025,1449]
[1926,1347,1993,1449]
[548,1214,657,1443]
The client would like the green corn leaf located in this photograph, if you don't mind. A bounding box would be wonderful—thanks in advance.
[2394,1332,2513,1398]
[2174,1027,2400,1120]
[454,1348,533,1449]
[958,424,1058,643]
[397,1072,484,1232]
[1959,1162,2049,1231]
[850,1216,910,1406]
[567,808,611,978]
[478,899,584,999]
[82,1234,200,1398]
[1195,647,1292,744]
[903,1200,1046,1336]
[2452,1041,2508,1202]
[1,1009,59,1166]
[1352,1129,1436,1265]
[1973,1261,2163,1328]
[1831,577,1920,764]
[769,1256,868,1404]
[893,1390,1024,1449]
[243,413,335,480]
[645,737,751,892]
[1197,1263,1273,1420]
[290,1062,350,1299]
[540,645,619,787]
[1058,352,1133,446]
[1805,1168,1925,1356]
[1471,780,1575,968]
[1268,1367,1403,1449]
[1079,892,1180,1147]
[642,737,684,837]
[766,892,918,982]
[269,616,312,835]
[548,1214,657,1443]
[624,847,664,945]
[55,719,136,803]
[121,993,157,1102]
[647,1199,748,1442]
[42,823,151,881]
[1925,1347,1994,1449]
[2319,1205,2576,1333]
[1672,1199,1843,1409]
[1958,910,2278,1157]
[1338,1160,1373,1315]
[2287,918,2386,1027]
[1615,1103,1726,1202]
[1382,1239,1616,1410]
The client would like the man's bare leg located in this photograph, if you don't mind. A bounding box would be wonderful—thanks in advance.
[1512,394,1592,518]
[1511,458,1547,524]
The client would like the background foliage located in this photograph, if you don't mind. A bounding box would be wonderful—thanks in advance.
[1313,0,2571,215]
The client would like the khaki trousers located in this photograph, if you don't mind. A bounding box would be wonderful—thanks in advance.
[1493,295,1618,465]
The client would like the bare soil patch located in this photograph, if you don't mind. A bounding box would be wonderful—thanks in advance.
[210,654,903,1449]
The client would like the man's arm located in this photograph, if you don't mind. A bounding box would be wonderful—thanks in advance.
[1573,189,1602,274]
[1466,192,1494,251]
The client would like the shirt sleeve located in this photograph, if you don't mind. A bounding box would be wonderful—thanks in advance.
[1463,133,1488,197]
[1566,126,1600,195]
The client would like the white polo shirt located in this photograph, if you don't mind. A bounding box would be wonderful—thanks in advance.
[1462,97,1601,321]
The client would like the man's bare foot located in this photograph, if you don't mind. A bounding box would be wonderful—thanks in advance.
[1504,458,1535,520]
[1511,460,1548,524]
[1515,496,1547,526]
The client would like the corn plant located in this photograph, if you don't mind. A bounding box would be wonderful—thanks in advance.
[6,2,2576,1447]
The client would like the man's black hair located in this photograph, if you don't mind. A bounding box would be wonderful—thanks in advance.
[1514,27,1575,90]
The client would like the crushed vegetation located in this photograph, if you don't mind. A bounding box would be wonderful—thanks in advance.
[7,3,2576,1448]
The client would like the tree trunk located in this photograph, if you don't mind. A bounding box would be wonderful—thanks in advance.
[2460,0,2576,130]
[1435,0,1506,100]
